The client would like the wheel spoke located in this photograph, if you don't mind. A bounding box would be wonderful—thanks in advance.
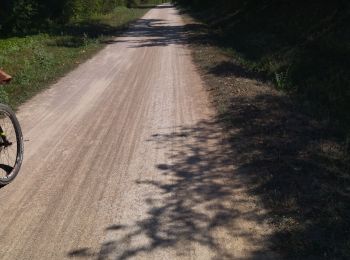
[0,106,23,183]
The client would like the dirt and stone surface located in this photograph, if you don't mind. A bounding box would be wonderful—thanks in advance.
[0,5,276,259]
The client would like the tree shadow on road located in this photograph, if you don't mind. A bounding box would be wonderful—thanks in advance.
[67,90,349,259]
[67,119,275,260]
[102,16,206,48]
[67,6,350,259]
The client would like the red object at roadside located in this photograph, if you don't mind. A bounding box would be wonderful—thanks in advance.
[0,69,12,84]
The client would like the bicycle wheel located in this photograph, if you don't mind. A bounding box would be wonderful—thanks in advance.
[0,104,24,186]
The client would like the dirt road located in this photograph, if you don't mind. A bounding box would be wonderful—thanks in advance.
[0,4,275,260]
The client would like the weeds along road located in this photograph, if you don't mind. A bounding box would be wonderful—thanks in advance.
[0,4,276,260]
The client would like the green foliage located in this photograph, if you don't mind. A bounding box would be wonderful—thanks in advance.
[0,0,161,34]
[275,67,291,90]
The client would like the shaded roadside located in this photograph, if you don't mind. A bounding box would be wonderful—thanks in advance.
[178,12,350,259]
[175,1,350,140]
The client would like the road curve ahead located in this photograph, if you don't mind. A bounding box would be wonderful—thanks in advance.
[0,4,275,260]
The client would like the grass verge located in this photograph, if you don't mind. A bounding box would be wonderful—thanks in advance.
[0,6,150,109]
[179,9,350,260]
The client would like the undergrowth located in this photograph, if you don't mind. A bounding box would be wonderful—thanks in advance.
[176,1,350,141]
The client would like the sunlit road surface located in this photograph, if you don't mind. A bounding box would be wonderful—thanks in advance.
[0,4,276,260]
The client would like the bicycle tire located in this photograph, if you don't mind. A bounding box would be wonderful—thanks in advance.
[0,104,24,186]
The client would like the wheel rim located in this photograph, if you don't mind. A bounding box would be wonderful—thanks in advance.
[0,111,19,181]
